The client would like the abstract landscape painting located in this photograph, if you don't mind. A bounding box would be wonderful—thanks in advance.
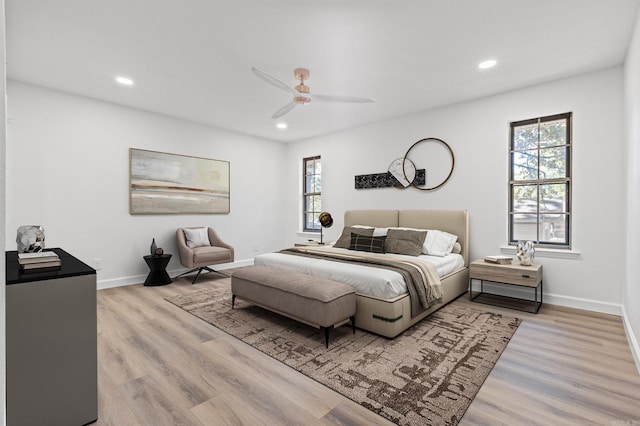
[129,148,230,214]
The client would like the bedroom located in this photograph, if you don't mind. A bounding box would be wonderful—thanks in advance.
[1,0,640,424]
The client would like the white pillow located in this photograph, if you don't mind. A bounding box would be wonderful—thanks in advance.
[424,230,458,257]
[183,227,211,248]
[352,225,388,236]
[373,227,389,236]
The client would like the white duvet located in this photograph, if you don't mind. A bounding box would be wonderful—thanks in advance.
[253,246,464,299]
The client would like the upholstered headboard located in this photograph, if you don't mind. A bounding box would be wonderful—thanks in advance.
[344,209,469,266]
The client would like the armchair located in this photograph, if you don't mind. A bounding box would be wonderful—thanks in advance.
[175,227,234,284]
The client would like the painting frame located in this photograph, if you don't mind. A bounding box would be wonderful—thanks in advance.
[129,148,230,215]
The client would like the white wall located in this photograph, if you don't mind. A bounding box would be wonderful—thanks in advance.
[624,7,640,371]
[285,67,625,315]
[6,81,288,288]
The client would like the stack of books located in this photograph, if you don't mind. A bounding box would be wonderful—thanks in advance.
[483,255,513,265]
[18,251,62,270]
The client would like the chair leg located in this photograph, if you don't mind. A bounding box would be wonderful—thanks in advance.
[191,268,204,284]
[174,268,200,279]
[203,266,230,277]
[175,266,230,284]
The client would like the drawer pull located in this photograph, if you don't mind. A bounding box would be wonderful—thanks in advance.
[522,274,530,278]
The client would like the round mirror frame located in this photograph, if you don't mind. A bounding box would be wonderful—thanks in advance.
[403,137,455,191]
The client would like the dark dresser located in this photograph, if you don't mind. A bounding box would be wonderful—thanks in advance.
[6,248,97,426]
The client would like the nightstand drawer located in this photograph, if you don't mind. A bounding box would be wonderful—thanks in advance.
[470,261,542,287]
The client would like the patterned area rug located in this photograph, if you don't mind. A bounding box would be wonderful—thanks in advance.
[166,287,520,425]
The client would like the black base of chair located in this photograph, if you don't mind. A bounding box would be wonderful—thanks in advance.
[175,266,229,284]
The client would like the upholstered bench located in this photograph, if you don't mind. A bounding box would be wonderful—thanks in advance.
[231,266,356,348]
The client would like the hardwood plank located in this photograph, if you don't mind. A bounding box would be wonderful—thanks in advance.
[97,364,142,426]
[117,375,205,426]
[94,275,640,425]
[320,400,395,425]
[191,393,269,426]
[204,337,346,419]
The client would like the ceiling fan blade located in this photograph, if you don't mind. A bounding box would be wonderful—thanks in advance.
[309,93,376,103]
[252,67,299,97]
[271,101,296,119]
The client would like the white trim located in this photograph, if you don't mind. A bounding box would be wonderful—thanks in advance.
[621,304,640,375]
[500,245,582,260]
[98,273,148,290]
[542,292,622,316]
[96,259,253,290]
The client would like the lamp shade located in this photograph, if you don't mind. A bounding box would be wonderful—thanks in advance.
[319,212,333,228]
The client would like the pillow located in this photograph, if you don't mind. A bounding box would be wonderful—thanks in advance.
[424,230,458,256]
[349,233,386,253]
[334,226,374,248]
[451,242,462,254]
[384,228,427,256]
[389,226,431,253]
[183,227,211,248]
[372,227,389,236]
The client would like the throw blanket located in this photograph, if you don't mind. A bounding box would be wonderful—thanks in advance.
[279,247,443,317]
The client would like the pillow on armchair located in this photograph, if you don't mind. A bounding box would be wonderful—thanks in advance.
[183,227,211,248]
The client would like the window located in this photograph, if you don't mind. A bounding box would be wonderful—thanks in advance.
[303,156,322,232]
[509,112,571,248]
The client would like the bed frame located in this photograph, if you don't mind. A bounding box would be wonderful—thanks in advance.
[343,210,469,337]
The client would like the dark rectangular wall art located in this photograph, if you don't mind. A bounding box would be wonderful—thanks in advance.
[355,169,426,189]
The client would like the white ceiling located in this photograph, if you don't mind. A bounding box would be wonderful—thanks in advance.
[6,0,639,142]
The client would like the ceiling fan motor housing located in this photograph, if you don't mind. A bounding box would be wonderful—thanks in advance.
[294,68,311,104]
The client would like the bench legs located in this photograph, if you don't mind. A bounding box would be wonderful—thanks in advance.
[232,295,355,349]
[322,316,356,348]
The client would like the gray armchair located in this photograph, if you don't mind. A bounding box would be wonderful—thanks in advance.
[175,227,234,284]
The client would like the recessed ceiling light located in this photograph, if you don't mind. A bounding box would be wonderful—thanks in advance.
[115,76,134,86]
[276,122,287,129]
[478,59,497,70]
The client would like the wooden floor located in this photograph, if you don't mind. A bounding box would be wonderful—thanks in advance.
[95,272,640,425]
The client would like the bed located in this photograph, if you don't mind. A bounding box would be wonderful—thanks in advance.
[254,210,469,337]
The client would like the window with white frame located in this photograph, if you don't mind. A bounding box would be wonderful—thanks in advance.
[303,156,322,232]
[509,112,572,248]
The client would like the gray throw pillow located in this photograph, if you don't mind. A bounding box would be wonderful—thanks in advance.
[385,228,427,256]
[334,226,374,248]
[183,227,211,248]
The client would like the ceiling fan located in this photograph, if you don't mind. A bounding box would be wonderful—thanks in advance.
[251,67,375,119]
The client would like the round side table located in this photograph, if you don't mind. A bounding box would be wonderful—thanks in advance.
[143,254,172,286]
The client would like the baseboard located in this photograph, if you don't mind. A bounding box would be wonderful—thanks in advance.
[621,304,640,375]
[98,273,148,290]
[542,293,622,316]
[470,281,622,316]
[96,259,253,290]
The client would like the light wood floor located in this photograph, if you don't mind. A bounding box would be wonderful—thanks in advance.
[96,271,640,425]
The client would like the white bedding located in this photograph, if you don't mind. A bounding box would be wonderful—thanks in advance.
[253,247,464,299]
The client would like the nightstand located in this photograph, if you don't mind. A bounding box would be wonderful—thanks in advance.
[469,259,543,313]
[294,241,324,247]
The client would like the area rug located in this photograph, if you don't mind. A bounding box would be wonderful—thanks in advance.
[166,287,520,425]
